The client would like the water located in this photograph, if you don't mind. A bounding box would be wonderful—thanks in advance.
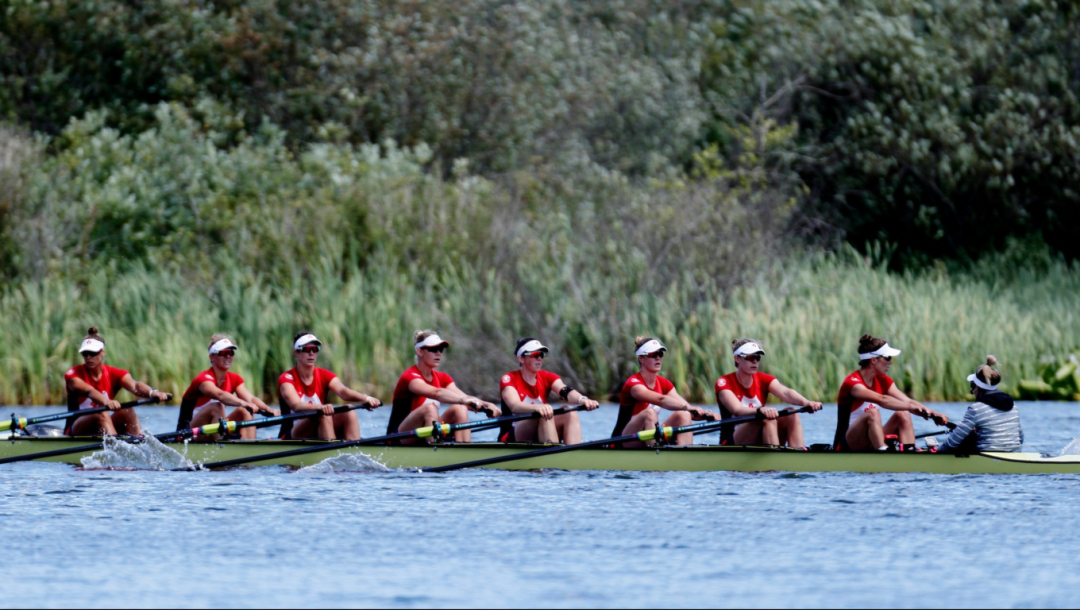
[1,402,1078,608]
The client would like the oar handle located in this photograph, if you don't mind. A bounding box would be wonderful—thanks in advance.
[1,397,160,432]
[176,404,368,439]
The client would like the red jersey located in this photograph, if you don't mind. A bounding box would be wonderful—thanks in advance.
[715,372,776,413]
[387,366,455,434]
[65,364,130,410]
[177,369,245,430]
[500,370,561,405]
[837,371,894,417]
[278,367,338,438]
[620,373,675,417]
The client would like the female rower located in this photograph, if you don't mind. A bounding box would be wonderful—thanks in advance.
[277,332,382,441]
[65,327,172,436]
[498,338,599,444]
[177,334,279,441]
[614,337,718,447]
[714,339,822,448]
[387,330,500,443]
[834,334,948,451]
[936,355,1022,453]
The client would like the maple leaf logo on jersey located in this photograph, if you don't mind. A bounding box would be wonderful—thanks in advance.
[66,369,74,376]
[205,374,214,381]
[850,376,860,383]
[285,374,293,380]
[717,378,727,387]
[502,375,511,384]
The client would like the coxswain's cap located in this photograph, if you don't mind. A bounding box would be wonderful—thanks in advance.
[733,342,766,357]
[208,338,239,355]
[859,343,901,360]
[635,339,668,357]
[516,340,549,357]
[293,334,323,350]
[79,338,105,354]
[967,370,999,391]
[415,334,450,350]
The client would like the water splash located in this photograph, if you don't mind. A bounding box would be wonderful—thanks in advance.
[297,451,390,474]
[81,434,195,471]
[1060,439,1080,456]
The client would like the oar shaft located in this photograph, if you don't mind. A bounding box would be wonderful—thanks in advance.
[1,398,158,432]
[191,405,587,470]
[423,406,814,473]
[184,404,365,438]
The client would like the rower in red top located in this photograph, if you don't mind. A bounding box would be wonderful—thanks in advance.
[177,333,279,441]
[498,337,599,444]
[614,336,717,447]
[64,327,172,436]
[834,334,948,451]
[387,330,500,443]
[277,332,382,440]
[714,338,822,448]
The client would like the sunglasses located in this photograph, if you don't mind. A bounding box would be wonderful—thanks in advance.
[643,351,665,359]
[80,351,102,359]
[422,346,447,354]
[297,346,320,354]
[215,349,237,358]
[740,354,762,363]
[523,352,545,360]
[879,356,893,362]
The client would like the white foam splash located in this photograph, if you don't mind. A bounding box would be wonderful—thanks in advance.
[297,451,390,474]
[81,434,195,471]
[1060,439,1080,456]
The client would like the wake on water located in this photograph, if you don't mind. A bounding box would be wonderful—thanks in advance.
[1060,439,1080,456]
[80,434,195,471]
[297,452,390,474]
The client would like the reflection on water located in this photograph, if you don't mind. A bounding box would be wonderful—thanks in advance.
[0,403,1078,608]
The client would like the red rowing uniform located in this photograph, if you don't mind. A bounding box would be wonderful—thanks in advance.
[714,371,776,443]
[277,367,338,439]
[498,370,561,441]
[177,369,245,430]
[65,364,129,411]
[387,366,455,434]
[612,373,675,436]
[833,371,895,449]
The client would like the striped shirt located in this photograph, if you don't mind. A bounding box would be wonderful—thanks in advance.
[938,401,1023,453]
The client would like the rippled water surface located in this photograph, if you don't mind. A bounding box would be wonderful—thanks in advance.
[1,402,1079,608]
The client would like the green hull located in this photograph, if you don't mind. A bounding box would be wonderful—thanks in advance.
[3,436,1080,474]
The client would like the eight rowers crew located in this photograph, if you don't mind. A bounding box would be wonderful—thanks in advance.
[714,339,822,448]
[498,338,600,444]
[936,355,1023,453]
[177,334,279,440]
[834,334,948,451]
[278,332,383,440]
[387,330,500,443]
[64,327,172,436]
[614,337,718,447]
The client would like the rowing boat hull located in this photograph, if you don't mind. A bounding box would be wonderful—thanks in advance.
[3,436,1080,474]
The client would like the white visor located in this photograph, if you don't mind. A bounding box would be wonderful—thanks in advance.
[967,372,999,391]
[79,339,105,354]
[859,343,901,360]
[293,334,322,350]
[635,339,667,357]
[208,338,239,355]
[516,340,549,357]
[733,342,766,357]
[415,335,449,350]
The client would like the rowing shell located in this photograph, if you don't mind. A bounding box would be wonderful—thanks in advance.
[2,436,1080,474]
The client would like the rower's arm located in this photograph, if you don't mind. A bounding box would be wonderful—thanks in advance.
[717,389,755,417]
[767,379,821,411]
[408,378,470,405]
[327,377,380,407]
[118,373,171,402]
[65,377,114,408]
[548,379,599,410]
[885,385,945,423]
[198,380,248,408]
[501,386,538,414]
[235,384,276,415]
[849,384,915,412]
[279,383,313,411]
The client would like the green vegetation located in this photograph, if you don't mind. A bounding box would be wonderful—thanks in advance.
[0,0,1078,404]
[1019,354,1080,401]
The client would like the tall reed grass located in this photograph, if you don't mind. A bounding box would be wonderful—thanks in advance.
[2,248,1076,405]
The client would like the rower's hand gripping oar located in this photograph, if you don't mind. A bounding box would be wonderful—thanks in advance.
[423,405,816,473]
[2,397,162,433]
[0,403,369,466]
[915,421,958,440]
[187,404,588,470]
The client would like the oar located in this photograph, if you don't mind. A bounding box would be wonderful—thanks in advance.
[916,422,958,440]
[423,406,816,473]
[0,403,368,466]
[188,404,588,470]
[2,397,161,432]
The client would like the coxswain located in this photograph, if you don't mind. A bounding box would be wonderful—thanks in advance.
[834,334,948,451]
[64,327,172,436]
[497,338,600,444]
[614,337,718,447]
[277,332,382,440]
[936,355,1022,453]
[714,339,822,448]
[177,334,279,440]
[387,330,500,443]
